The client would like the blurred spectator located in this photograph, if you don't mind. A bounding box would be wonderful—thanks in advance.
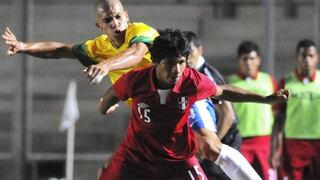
[227,40,278,180]
[271,39,320,180]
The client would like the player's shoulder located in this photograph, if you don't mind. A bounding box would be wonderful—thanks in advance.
[227,73,238,81]
[83,34,113,54]
[87,34,110,47]
[258,71,272,78]
[127,22,158,36]
[258,71,276,82]
[283,72,296,82]
[123,66,153,81]
[183,68,211,84]
[93,34,109,41]
[83,34,109,44]
[119,67,153,93]
[184,68,201,77]
[129,22,155,30]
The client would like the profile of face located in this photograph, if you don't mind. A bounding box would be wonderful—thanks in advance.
[187,42,202,69]
[238,51,261,77]
[95,3,129,39]
[296,46,319,77]
[156,56,187,89]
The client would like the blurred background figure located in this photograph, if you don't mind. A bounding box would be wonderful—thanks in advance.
[271,39,320,180]
[185,31,241,180]
[227,41,278,180]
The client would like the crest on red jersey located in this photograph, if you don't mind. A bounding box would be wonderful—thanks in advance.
[178,96,188,110]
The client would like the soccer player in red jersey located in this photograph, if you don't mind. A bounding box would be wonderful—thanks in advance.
[98,29,289,180]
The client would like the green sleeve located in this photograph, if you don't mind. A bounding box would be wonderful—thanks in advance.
[71,43,97,67]
[129,36,154,46]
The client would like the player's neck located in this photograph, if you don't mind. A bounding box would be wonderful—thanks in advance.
[154,70,173,90]
[156,77,173,90]
[296,68,316,80]
[110,32,125,48]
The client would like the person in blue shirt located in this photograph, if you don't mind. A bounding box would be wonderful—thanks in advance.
[185,31,242,180]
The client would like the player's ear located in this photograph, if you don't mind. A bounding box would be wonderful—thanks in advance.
[95,22,102,30]
[199,45,204,54]
[124,10,129,22]
[257,56,262,66]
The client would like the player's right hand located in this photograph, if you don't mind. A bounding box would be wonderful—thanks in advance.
[83,63,109,85]
[2,27,22,56]
[266,89,290,104]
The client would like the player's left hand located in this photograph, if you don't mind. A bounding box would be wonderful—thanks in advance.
[83,63,109,84]
[265,89,289,103]
[195,129,222,162]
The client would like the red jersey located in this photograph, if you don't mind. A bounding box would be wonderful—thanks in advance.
[112,66,217,170]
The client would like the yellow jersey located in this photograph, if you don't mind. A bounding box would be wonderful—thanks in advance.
[72,22,159,83]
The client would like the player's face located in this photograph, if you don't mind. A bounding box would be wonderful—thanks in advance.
[98,4,129,39]
[187,43,202,69]
[156,56,187,89]
[238,51,261,77]
[296,46,319,77]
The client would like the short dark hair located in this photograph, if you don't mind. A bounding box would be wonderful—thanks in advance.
[150,28,191,64]
[184,31,201,48]
[237,41,260,57]
[296,39,317,53]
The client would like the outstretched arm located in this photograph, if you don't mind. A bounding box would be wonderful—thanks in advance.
[2,27,74,59]
[215,84,289,104]
[99,86,120,115]
[84,42,149,83]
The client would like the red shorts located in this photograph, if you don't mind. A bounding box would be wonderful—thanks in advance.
[281,139,320,180]
[99,155,208,180]
[240,135,271,180]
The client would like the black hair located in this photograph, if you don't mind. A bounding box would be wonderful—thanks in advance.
[237,40,260,57]
[150,28,191,64]
[296,39,317,53]
[184,31,201,48]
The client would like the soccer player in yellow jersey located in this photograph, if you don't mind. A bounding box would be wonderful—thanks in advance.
[2,0,159,84]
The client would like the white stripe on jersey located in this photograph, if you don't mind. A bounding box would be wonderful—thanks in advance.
[194,99,217,132]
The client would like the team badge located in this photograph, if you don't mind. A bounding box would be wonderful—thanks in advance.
[178,96,188,110]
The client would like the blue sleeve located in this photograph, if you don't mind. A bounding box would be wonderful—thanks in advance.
[189,99,218,132]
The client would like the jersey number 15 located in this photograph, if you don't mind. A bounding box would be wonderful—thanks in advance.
[138,107,151,123]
